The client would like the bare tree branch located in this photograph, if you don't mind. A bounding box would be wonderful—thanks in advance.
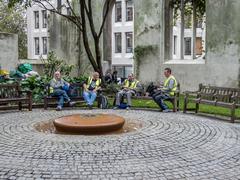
[98,0,111,38]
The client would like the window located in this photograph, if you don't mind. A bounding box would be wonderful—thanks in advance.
[184,37,191,55]
[115,33,122,53]
[165,0,206,60]
[173,35,177,55]
[126,32,133,53]
[126,0,133,21]
[42,10,47,28]
[115,1,122,22]
[34,11,39,29]
[34,37,40,55]
[42,37,47,55]
[67,7,71,15]
[113,66,133,78]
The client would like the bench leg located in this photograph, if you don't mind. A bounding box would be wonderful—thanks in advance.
[230,105,236,123]
[29,94,32,111]
[183,96,188,113]
[18,102,22,110]
[44,98,48,110]
[195,103,199,113]
[172,99,177,112]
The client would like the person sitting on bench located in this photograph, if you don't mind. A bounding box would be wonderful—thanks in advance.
[152,68,177,113]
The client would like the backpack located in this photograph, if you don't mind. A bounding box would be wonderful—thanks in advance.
[100,95,109,109]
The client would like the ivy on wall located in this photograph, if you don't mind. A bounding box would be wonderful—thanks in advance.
[134,45,158,78]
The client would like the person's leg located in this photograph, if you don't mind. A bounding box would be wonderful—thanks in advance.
[154,94,170,110]
[89,91,97,105]
[126,91,132,107]
[115,91,124,106]
[52,89,66,109]
[62,90,71,102]
[83,91,91,105]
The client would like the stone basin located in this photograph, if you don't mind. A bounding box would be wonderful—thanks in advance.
[53,114,125,134]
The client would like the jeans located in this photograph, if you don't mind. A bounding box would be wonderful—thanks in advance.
[83,91,97,105]
[51,89,71,108]
[152,92,171,110]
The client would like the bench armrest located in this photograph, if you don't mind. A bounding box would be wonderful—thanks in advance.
[183,90,199,97]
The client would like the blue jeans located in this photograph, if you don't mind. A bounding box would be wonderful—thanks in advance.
[51,89,70,108]
[83,91,97,105]
[152,92,170,110]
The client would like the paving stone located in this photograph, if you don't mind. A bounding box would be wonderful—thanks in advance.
[0,109,239,179]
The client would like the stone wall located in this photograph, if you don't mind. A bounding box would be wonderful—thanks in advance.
[48,14,84,76]
[0,33,18,71]
[134,0,240,91]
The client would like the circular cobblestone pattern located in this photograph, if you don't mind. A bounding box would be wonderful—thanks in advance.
[0,109,240,179]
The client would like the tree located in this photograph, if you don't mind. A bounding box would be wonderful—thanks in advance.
[0,1,27,58]
[8,0,113,77]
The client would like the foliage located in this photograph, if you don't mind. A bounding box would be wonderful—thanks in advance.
[0,1,27,58]
[41,51,75,79]
[171,0,206,27]
[20,76,48,103]
[8,0,113,77]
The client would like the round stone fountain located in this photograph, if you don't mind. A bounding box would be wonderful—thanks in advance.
[53,114,125,134]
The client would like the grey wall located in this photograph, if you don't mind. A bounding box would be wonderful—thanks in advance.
[48,14,84,76]
[0,33,18,70]
[134,0,240,91]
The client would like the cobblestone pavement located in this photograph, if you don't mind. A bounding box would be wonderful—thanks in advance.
[0,109,240,179]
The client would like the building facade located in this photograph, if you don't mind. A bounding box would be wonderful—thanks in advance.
[111,0,134,78]
[26,1,71,60]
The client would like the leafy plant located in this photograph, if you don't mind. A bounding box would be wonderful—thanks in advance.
[41,51,75,78]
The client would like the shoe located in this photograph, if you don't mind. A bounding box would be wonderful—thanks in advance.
[56,106,62,111]
[126,106,131,110]
[88,104,93,109]
[163,109,171,113]
[69,101,76,107]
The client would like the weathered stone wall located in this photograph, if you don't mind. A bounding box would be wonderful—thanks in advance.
[48,14,86,76]
[0,33,18,71]
[134,0,240,91]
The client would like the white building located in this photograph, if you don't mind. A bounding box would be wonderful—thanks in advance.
[111,0,134,78]
[27,1,71,60]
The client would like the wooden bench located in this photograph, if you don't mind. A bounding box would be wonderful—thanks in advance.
[44,83,102,109]
[183,84,240,123]
[112,84,180,112]
[0,82,32,111]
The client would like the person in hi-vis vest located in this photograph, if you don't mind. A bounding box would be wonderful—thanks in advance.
[152,68,177,112]
[83,72,101,109]
[114,73,141,110]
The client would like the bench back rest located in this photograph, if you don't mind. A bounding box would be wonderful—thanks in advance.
[199,84,240,103]
[0,83,20,99]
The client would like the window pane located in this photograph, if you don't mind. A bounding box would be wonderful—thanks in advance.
[42,10,47,28]
[184,37,191,55]
[126,32,133,53]
[173,35,177,55]
[34,11,39,29]
[42,37,48,55]
[126,0,133,21]
[115,33,122,53]
[34,37,40,55]
[115,2,122,22]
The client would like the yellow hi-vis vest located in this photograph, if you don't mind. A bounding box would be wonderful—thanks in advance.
[123,79,139,89]
[163,75,177,96]
[86,76,101,89]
